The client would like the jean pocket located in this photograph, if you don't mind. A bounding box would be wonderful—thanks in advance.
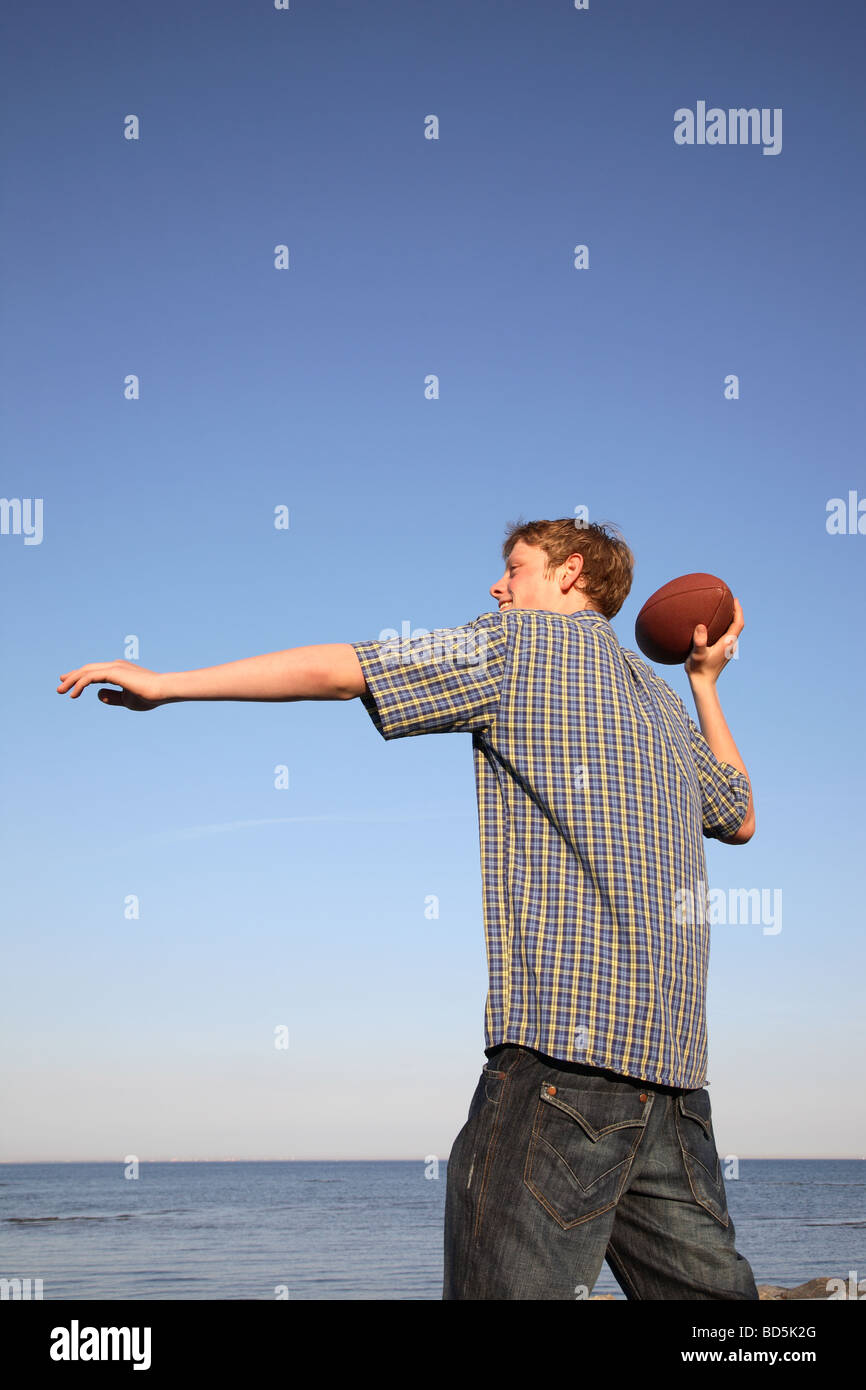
[523,1079,651,1229]
[464,1065,507,1127]
[675,1090,729,1228]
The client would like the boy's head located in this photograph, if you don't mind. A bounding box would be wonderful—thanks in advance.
[490,518,634,619]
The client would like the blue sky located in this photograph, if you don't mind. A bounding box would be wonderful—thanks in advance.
[2,0,864,1160]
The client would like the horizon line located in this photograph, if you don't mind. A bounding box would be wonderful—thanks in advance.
[3,1154,864,1164]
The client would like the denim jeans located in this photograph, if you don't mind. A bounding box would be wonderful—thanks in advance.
[443,1044,759,1300]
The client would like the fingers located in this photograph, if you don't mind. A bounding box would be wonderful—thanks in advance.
[58,666,86,695]
[60,672,91,698]
[57,664,118,699]
[718,598,744,661]
[691,597,745,657]
[62,672,98,699]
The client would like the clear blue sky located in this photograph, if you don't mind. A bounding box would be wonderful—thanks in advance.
[2,0,864,1160]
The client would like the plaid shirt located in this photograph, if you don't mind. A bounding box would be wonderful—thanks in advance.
[351,608,751,1089]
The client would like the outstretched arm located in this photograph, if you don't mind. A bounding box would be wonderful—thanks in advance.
[57,645,368,709]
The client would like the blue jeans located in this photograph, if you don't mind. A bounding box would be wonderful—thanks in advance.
[443,1045,759,1300]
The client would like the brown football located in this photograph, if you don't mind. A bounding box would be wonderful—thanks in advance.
[634,573,734,665]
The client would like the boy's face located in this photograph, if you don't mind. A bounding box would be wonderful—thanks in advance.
[490,539,582,612]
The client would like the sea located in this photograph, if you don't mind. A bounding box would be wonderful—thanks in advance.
[1,1160,863,1300]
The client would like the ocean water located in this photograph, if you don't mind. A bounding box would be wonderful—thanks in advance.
[1,1160,863,1300]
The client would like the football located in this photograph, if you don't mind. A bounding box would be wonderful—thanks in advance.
[634,573,735,665]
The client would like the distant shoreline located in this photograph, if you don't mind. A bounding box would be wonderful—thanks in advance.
[2,1155,864,1165]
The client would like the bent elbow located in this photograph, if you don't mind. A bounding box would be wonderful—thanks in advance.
[719,801,755,845]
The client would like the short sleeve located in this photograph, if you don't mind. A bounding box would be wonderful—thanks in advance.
[351,610,507,741]
[687,716,752,839]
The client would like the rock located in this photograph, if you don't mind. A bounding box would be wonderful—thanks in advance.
[758,1276,851,1300]
[587,1275,854,1300]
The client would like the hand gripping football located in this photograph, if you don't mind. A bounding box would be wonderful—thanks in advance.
[634,573,734,664]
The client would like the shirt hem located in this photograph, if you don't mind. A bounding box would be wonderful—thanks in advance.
[484,1037,706,1090]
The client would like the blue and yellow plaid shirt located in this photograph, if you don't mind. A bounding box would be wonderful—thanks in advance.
[352,608,751,1089]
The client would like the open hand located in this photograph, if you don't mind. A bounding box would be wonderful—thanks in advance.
[57,660,165,710]
[684,597,743,684]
